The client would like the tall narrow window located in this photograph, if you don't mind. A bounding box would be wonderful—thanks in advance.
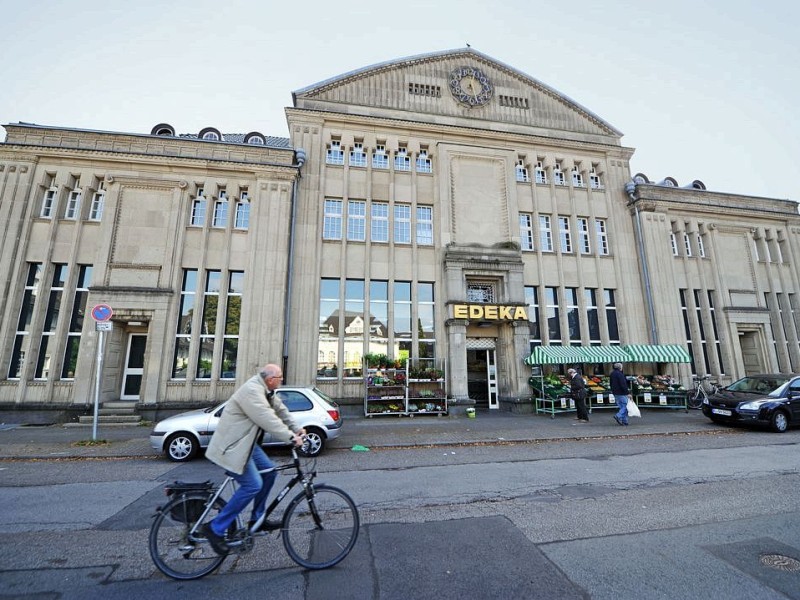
[317,278,340,378]
[326,140,344,165]
[234,190,249,229]
[212,190,229,228]
[35,264,68,379]
[65,188,81,220]
[191,188,206,227]
[515,159,530,182]
[172,269,197,379]
[350,142,367,168]
[417,282,436,365]
[9,263,43,378]
[323,199,343,240]
[416,149,432,173]
[604,289,619,343]
[343,279,365,377]
[61,265,92,379]
[525,286,541,349]
[589,167,603,189]
[89,183,105,221]
[694,290,710,372]
[394,204,411,244]
[534,161,547,184]
[571,166,584,187]
[565,287,581,342]
[41,186,57,218]
[416,206,433,245]
[697,233,706,258]
[670,232,679,256]
[519,214,534,251]
[558,216,572,253]
[539,215,553,252]
[553,162,565,186]
[394,281,412,360]
[577,218,591,254]
[220,271,243,379]
[372,144,389,169]
[196,271,220,379]
[394,147,411,171]
[347,200,366,242]
[684,233,693,257]
[707,290,725,375]
[371,202,389,243]
[680,289,696,373]
[585,289,600,343]
[595,219,609,255]
[545,287,561,343]
[368,280,389,359]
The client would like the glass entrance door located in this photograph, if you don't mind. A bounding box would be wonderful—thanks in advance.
[466,347,498,409]
[121,334,147,400]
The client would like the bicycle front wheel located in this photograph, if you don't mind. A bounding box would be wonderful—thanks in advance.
[149,492,227,580]
[282,484,359,569]
[687,389,704,409]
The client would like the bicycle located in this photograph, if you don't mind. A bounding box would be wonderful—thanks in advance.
[687,375,720,409]
[148,446,359,580]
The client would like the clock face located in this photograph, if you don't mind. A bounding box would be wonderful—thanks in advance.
[449,66,493,107]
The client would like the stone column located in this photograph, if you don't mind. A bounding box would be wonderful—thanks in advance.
[446,319,471,413]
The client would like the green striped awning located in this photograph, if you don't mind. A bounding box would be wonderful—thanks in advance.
[525,345,631,365]
[622,344,692,363]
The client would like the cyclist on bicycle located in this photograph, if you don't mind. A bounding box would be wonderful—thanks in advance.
[202,363,305,555]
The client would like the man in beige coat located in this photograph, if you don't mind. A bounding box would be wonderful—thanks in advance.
[202,363,305,554]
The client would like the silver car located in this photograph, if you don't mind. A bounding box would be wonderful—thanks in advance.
[150,387,343,462]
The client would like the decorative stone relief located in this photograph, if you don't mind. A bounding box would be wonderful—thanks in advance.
[178,180,188,189]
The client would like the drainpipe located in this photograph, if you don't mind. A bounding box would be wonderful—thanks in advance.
[625,181,659,344]
[282,148,306,381]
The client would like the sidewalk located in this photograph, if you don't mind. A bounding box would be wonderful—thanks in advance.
[0,407,722,460]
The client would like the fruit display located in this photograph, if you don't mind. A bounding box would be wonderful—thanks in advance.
[630,374,685,393]
[585,375,608,393]
[529,373,571,399]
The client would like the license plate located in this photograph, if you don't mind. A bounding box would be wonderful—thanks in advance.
[711,408,732,416]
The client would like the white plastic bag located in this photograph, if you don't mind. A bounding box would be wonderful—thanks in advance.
[627,397,641,418]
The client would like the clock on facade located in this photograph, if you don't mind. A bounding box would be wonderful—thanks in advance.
[449,66,493,106]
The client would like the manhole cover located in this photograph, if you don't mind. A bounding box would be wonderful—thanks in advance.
[759,553,800,572]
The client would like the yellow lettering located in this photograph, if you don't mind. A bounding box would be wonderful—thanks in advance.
[454,305,468,319]
[513,307,528,320]
[498,306,512,320]
[484,305,498,320]
[469,305,484,319]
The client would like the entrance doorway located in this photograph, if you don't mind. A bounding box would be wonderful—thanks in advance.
[738,329,764,375]
[121,334,147,400]
[467,346,498,409]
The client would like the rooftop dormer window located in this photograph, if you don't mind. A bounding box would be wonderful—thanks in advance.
[199,127,222,141]
[244,132,266,145]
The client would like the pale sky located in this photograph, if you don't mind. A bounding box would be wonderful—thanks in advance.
[2,0,798,201]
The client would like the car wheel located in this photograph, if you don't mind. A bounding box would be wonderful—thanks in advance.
[770,411,789,433]
[300,428,326,457]
[165,432,199,462]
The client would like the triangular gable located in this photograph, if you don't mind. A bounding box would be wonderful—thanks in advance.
[293,48,621,139]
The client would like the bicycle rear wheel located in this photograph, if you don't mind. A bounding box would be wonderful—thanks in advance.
[149,492,228,580]
[282,484,359,569]
[687,389,704,409]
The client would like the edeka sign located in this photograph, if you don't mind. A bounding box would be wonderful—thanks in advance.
[452,304,528,321]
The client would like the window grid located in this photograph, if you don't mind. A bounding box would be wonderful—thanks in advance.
[234,196,250,229]
[89,186,105,221]
[516,160,530,183]
[323,199,343,240]
[535,162,547,184]
[372,145,389,169]
[467,283,495,303]
[565,287,580,342]
[553,163,566,186]
[350,143,367,168]
[697,233,706,258]
[326,140,344,165]
[595,219,609,255]
[571,167,584,187]
[604,289,619,343]
[680,289,697,373]
[35,264,68,379]
[371,202,389,243]
[416,150,432,173]
[539,215,553,252]
[212,191,229,228]
[191,189,206,227]
[525,286,541,346]
[347,200,367,241]
[577,218,591,254]
[558,216,572,253]
[694,289,711,373]
[670,232,679,256]
[61,265,92,379]
[343,279,365,377]
[172,269,197,379]
[394,148,411,172]
[684,233,693,257]
[589,168,603,189]
[394,204,411,244]
[416,206,433,245]
[519,214,534,251]
[221,271,243,379]
[41,187,57,218]
[707,290,725,375]
[65,189,81,220]
[545,287,561,343]
[585,288,601,342]
[196,271,221,380]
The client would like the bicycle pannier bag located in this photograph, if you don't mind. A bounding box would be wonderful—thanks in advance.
[165,480,213,523]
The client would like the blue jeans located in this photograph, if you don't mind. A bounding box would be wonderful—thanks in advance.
[210,444,277,536]
[614,394,629,425]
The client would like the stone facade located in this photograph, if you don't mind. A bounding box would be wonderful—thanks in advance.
[0,48,798,418]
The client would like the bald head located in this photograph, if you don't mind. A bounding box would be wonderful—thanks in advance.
[259,363,283,390]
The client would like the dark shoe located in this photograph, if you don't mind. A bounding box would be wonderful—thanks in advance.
[613,415,623,426]
[202,523,229,555]
[572,419,589,425]
[248,518,283,532]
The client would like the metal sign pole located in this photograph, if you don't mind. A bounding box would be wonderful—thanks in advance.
[92,329,105,441]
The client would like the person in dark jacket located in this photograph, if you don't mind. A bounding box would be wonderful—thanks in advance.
[610,362,631,426]
[568,368,589,423]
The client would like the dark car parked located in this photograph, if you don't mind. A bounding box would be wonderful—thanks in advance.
[702,374,800,432]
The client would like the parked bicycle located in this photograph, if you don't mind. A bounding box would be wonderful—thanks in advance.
[687,375,720,409]
[149,446,359,580]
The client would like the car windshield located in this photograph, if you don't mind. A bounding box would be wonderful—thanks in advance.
[725,376,789,395]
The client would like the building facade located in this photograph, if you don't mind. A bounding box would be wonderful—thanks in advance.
[1,48,798,418]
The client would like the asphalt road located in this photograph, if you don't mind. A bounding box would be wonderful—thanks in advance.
[1,427,800,599]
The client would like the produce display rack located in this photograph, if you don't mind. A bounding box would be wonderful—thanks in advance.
[364,360,447,417]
